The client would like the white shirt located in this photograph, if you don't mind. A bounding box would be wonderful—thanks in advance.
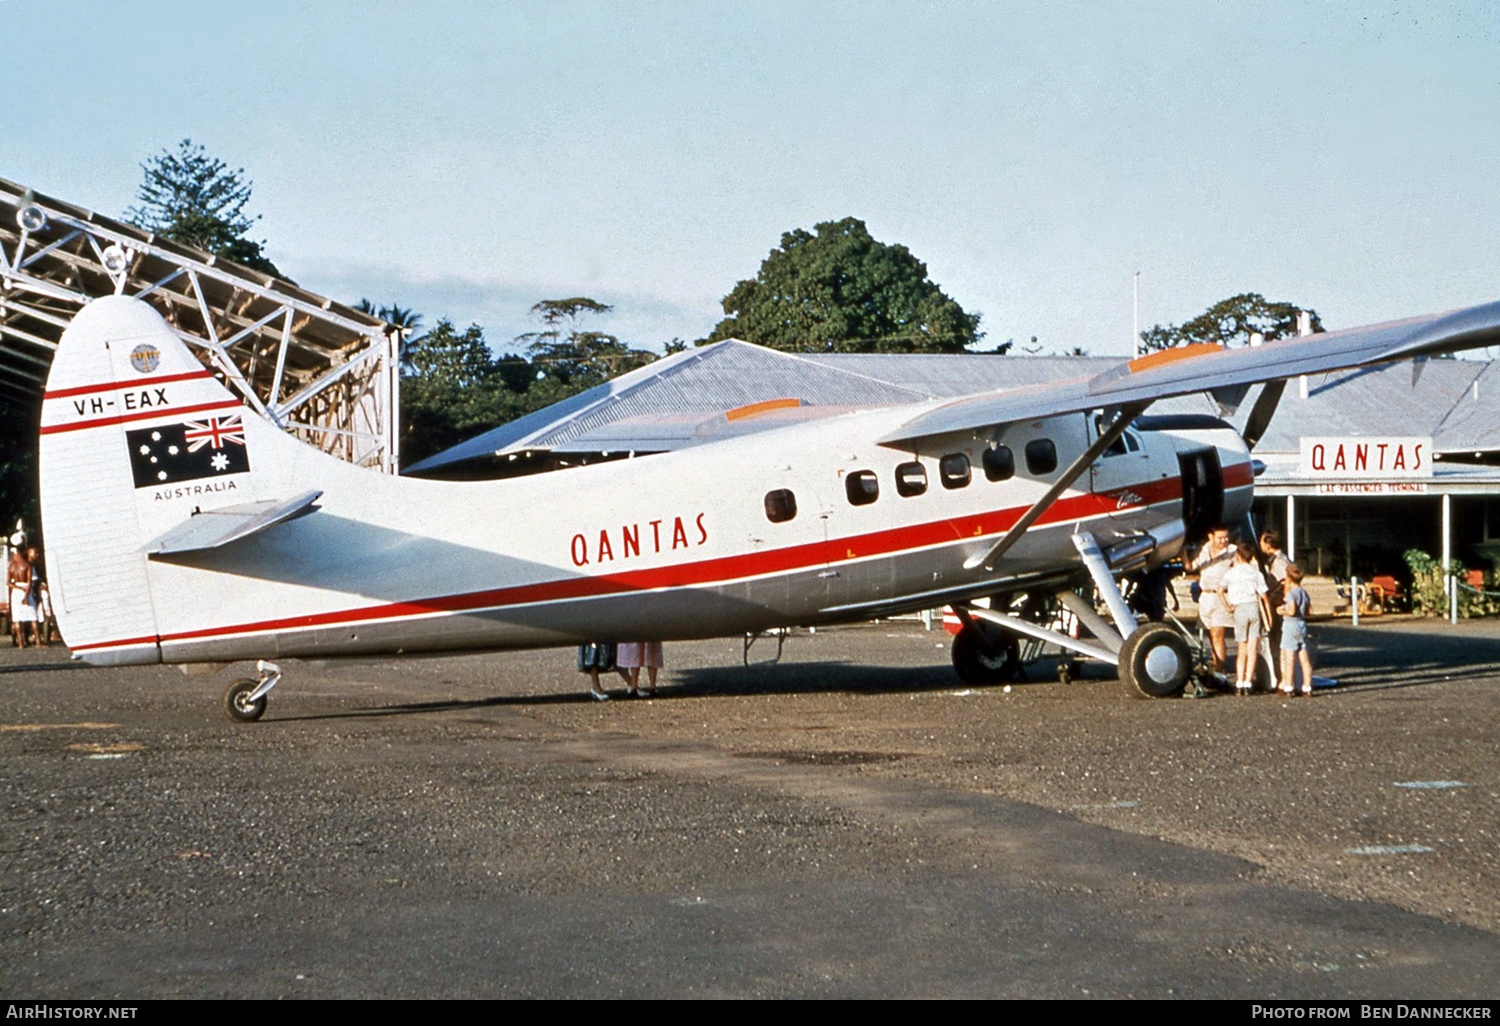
[1223,561,1268,607]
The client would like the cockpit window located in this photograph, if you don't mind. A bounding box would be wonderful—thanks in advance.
[1095,414,1129,457]
[895,461,927,497]
[846,470,879,505]
[939,453,971,489]
[764,489,797,523]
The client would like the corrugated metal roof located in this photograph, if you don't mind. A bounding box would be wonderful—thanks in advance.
[1251,359,1486,453]
[1429,360,1500,453]
[405,340,932,471]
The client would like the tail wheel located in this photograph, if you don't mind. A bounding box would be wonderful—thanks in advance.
[223,678,267,722]
[1119,623,1193,698]
[951,623,1023,686]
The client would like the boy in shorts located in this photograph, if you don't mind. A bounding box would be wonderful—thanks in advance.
[1279,564,1313,696]
[1219,542,1272,694]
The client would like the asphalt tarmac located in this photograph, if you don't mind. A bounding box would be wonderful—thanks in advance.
[1,616,1498,999]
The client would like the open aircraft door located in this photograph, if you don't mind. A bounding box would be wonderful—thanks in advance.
[1177,447,1224,544]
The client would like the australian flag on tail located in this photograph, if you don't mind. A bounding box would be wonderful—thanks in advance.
[127,415,250,488]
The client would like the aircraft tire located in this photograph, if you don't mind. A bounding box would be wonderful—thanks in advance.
[951,624,1022,686]
[224,678,267,722]
[1119,623,1192,698]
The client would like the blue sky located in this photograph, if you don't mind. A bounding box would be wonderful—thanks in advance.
[6,1,1498,356]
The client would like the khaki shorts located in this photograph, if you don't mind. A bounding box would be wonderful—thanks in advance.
[1233,602,1262,643]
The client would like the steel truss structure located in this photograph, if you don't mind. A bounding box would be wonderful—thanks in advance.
[0,176,400,472]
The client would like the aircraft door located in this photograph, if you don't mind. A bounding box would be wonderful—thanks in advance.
[752,476,839,617]
[1088,412,1150,520]
[1177,447,1224,544]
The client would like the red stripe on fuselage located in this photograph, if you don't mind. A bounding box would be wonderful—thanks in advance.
[73,466,1248,655]
[43,370,215,400]
[40,399,243,435]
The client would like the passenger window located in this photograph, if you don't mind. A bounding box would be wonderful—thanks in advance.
[764,489,797,523]
[845,470,879,506]
[1025,439,1058,475]
[895,461,927,497]
[982,446,1015,482]
[939,453,970,489]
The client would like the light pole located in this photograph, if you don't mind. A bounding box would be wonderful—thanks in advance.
[1133,271,1141,357]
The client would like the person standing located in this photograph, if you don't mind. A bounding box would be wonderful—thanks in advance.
[1191,526,1235,676]
[25,548,52,647]
[7,545,38,648]
[1279,564,1314,696]
[577,641,628,701]
[617,641,665,697]
[1219,542,1272,695]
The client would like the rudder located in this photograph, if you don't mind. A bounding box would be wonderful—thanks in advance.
[39,296,256,664]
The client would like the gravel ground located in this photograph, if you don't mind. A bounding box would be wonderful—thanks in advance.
[0,616,1496,998]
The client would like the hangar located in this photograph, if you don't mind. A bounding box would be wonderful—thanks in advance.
[0,176,401,472]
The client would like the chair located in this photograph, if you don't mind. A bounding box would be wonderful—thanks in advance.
[1368,574,1406,613]
[1334,576,1370,615]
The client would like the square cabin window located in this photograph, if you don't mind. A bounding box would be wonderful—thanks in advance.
[982,445,1015,482]
[939,453,971,489]
[764,488,797,523]
[895,461,928,497]
[846,470,879,505]
[1025,438,1058,475]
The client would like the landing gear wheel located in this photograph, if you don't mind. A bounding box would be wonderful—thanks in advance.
[951,624,1023,686]
[1119,623,1193,698]
[223,678,267,722]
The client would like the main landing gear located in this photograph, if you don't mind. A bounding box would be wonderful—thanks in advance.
[949,529,1204,698]
[1116,622,1194,698]
[223,660,282,722]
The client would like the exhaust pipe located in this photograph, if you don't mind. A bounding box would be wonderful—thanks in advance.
[1104,519,1187,573]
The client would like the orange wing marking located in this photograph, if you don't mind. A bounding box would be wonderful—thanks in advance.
[1126,343,1224,374]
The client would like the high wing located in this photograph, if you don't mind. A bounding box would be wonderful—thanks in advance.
[879,301,1500,445]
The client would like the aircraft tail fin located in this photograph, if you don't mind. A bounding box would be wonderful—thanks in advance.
[38,296,281,664]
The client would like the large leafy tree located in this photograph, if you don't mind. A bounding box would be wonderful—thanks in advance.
[705,217,982,353]
[518,298,656,396]
[397,298,655,468]
[126,139,285,278]
[399,319,521,467]
[1139,293,1322,353]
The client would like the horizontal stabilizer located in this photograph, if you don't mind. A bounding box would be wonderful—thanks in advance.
[144,490,323,558]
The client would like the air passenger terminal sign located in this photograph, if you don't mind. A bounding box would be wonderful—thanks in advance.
[1299,436,1432,494]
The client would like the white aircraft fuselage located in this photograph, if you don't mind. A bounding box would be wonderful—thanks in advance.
[39,298,1250,673]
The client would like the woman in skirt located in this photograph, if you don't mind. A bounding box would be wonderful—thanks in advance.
[617,641,665,698]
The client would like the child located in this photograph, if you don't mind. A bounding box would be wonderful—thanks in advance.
[1279,564,1314,696]
[1218,542,1272,694]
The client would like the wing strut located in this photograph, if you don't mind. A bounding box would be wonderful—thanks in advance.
[1240,379,1286,450]
[963,401,1152,571]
